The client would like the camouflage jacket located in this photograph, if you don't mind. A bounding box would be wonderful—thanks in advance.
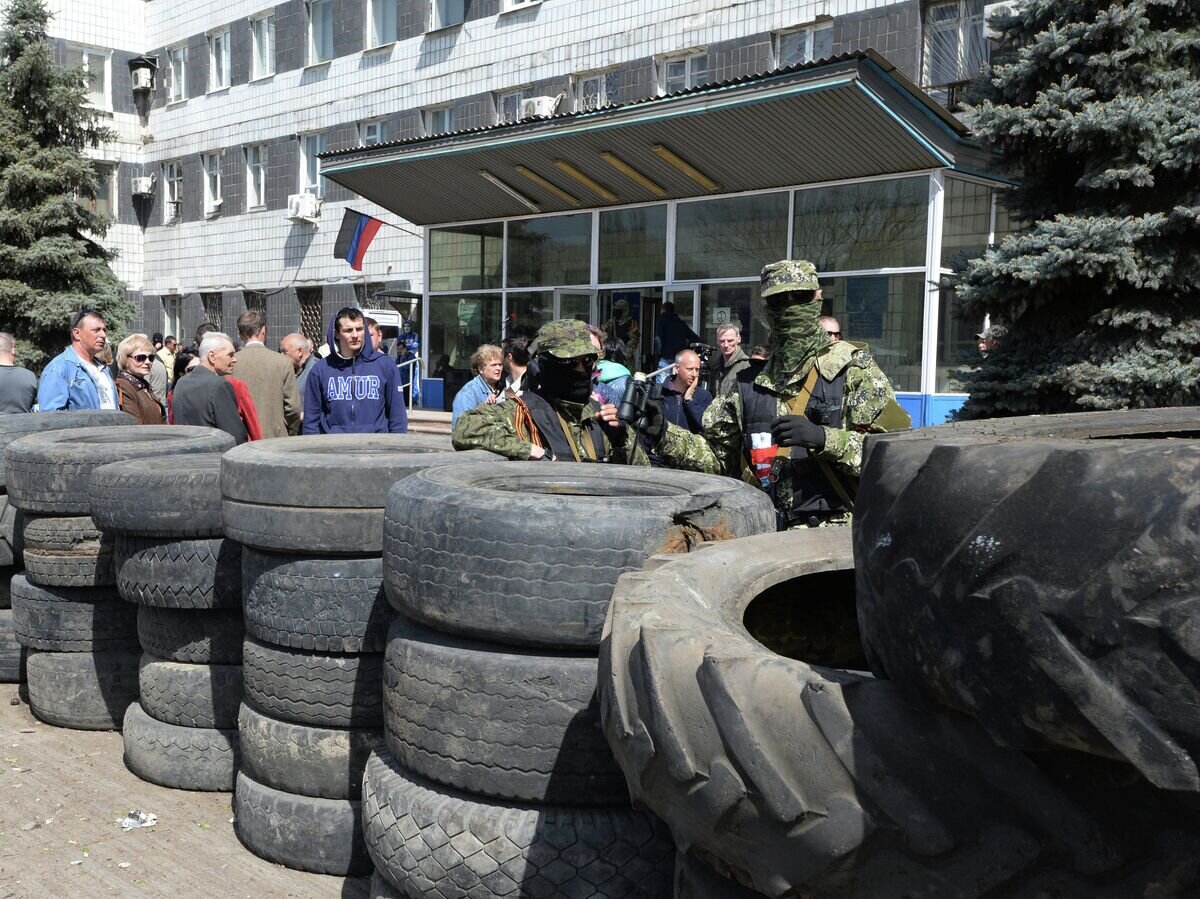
[658,341,905,506]
[452,392,649,465]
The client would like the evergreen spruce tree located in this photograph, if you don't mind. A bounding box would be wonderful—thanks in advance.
[0,0,133,368]
[952,0,1200,417]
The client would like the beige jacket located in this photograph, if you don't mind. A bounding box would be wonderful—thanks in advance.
[235,343,301,438]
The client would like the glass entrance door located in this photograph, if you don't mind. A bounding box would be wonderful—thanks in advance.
[598,287,662,373]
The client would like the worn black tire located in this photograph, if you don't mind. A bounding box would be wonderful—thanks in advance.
[10,573,136,651]
[242,637,383,728]
[138,653,242,728]
[674,853,765,899]
[5,425,233,514]
[238,703,384,800]
[243,549,390,653]
[89,454,225,537]
[384,462,775,649]
[0,411,134,488]
[136,606,243,664]
[0,608,26,682]
[363,749,675,899]
[234,771,371,875]
[0,564,13,609]
[25,648,140,729]
[115,534,242,609]
[20,514,114,587]
[384,614,625,806]
[221,435,497,554]
[369,872,404,899]
[855,427,1200,793]
[122,701,239,791]
[601,528,1200,898]
[0,495,17,568]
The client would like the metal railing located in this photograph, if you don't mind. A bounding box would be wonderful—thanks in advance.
[397,355,421,412]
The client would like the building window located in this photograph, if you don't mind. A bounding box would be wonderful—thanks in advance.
[243,290,268,312]
[775,23,833,68]
[81,163,116,219]
[793,176,929,272]
[245,144,268,208]
[300,133,326,197]
[201,293,224,330]
[297,287,325,344]
[65,44,110,110]
[496,90,525,125]
[307,0,335,64]
[251,14,275,79]
[202,153,222,217]
[163,295,183,339]
[208,28,231,91]
[574,70,618,112]
[432,0,471,30]
[923,0,986,104]
[167,45,186,102]
[367,0,397,46]
[501,0,537,10]
[163,161,182,223]
[425,106,454,136]
[659,52,709,95]
[359,120,387,146]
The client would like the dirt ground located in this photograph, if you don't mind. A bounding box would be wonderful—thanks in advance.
[0,683,370,899]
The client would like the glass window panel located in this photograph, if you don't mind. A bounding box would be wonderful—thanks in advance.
[168,46,186,100]
[598,205,666,283]
[428,294,501,374]
[429,222,503,292]
[793,177,928,272]
[935,286,977,393]
[310,0,333,62]
[941,177,992,268]
[698,282,761,348]
[812,24,833,60]
[507,213,592,288]
[817,273,924,392]
[675,192,789,281]
[777,31,806,67]
[252,16,274,77]
[435,0,467,28]
[370,0,397,45]
[508,291,554,339]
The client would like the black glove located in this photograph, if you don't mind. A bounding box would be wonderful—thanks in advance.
[640,398,666,446]
[770,415,826,451]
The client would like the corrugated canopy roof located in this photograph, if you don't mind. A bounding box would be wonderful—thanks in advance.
[321,51,990,226]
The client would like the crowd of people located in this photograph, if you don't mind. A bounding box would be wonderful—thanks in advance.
[0,306,409,443]
[451,258,914,529]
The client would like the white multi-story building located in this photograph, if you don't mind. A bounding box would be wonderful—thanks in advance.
[38,0,1003,421]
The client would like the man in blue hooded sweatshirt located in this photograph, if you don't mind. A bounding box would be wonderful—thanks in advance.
[302,307,408,434]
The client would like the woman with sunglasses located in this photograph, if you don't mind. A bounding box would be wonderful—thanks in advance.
[114,334,166,424]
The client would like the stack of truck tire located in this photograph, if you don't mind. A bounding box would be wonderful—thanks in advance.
[600,408,1200,898]
[366,461,776,899]
[0,413,137,686]
[221,435,499,877]
[87,453,244,790]
[3,422,232,730]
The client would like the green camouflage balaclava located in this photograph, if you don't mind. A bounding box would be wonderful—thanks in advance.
[759,259,825,384]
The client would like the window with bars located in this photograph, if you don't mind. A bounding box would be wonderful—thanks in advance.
[243,290,267,312]
[659,52,709,95]
[297,288,325,345]
[167,45,186,102]
[574,70,619,112]
[202,293,223,330]
[923,0,987,104]
[251,14,275,79]
[208,28,231,91]
[775,23,833,68]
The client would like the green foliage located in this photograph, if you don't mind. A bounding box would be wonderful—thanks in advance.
[0,0,133,369]
[952,0,1200,417]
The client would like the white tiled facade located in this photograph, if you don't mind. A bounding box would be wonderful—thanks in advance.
[28,0,935,348]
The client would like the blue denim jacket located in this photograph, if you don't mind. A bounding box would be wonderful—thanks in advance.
[36,347,116,411]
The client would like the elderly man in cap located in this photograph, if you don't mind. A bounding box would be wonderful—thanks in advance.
[649,259,909,528]
[453,319,647,465]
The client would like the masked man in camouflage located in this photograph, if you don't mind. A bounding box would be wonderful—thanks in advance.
[453,319,648,465]
[646,259,910,528]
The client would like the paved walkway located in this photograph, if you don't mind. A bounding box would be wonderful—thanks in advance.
[0,684,370,899]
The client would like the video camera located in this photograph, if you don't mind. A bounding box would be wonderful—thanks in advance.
[690,341,717,395]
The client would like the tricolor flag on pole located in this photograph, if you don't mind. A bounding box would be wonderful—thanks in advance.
[333,209,384,271]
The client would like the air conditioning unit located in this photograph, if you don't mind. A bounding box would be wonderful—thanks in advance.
[131,67,155,91]
[520,95,560,119]
[131,175,156,197]
[287,192,323,223]
[984,2,1015,41]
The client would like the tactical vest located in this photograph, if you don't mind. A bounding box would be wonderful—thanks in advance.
[521,390,607,462]
[735,360,848,517]
[610,317,635,346]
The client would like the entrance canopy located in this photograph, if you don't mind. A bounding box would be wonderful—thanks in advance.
[320,50,989,226]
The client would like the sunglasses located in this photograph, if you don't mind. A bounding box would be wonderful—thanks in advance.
[131,353,155,363]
